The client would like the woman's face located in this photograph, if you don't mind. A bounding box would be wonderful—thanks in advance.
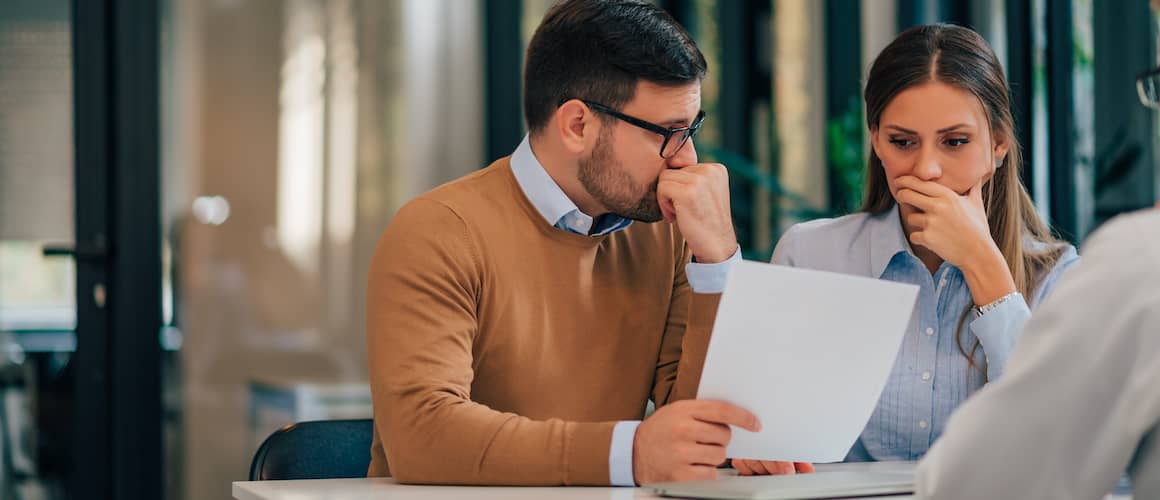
[871,81,1008,210]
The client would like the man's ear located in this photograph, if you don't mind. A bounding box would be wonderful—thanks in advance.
[554,99,598,155]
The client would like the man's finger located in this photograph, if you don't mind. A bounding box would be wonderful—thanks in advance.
[656,185,678,222]
[689,420,732,446]
[688,443,727,467]
[659,167,701,186]
[689,400,761,432]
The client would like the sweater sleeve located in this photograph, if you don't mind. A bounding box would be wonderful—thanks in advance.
[366,198,616,486]
[650,236,724,407]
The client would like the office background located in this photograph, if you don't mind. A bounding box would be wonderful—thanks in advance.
[0,0,1156,499]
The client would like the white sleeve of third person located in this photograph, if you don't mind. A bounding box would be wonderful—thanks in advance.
[916,212,1160,500]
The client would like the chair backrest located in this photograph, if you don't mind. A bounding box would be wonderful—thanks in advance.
[248,419,374,481]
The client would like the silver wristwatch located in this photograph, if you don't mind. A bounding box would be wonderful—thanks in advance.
[975,292,1022,318]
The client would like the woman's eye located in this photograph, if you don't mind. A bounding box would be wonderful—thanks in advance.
[945,137,970,147]
[889,138,915,149]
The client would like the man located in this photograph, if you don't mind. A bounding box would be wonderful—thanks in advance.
[365,0,805,486]
[913,68,1160,499]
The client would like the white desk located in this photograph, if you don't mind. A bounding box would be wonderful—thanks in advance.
[232,462,920,500]
[233,461,1134,500]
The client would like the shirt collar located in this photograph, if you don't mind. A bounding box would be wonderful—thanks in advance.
[509,134,633,236]
[868,203,914,278]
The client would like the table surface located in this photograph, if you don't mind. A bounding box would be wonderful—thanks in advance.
[233,461,1134,500]
[232,462,923,500]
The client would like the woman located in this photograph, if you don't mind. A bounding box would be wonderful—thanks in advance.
[734,24,1078,475]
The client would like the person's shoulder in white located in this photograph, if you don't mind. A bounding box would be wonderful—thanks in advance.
[1082,208,1160,267]
[916,208,1160,500]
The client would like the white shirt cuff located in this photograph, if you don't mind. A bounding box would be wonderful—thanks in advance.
[969,293,1031,380]
[686,247,742,294]
[609,420,640,486]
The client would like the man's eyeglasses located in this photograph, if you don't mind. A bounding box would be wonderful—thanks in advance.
[1137,67,1160,109]
[579,100,705,159]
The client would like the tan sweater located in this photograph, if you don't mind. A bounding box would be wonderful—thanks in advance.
[366,158,719,485]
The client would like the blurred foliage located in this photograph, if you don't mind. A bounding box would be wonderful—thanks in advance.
[827,96,866,215]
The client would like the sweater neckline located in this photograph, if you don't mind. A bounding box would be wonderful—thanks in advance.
[497,159,616,248]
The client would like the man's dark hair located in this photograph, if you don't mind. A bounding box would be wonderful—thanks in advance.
[523,0,707,134]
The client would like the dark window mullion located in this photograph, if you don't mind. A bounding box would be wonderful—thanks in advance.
[483,0,523,163]
[1046,0,1077,242]
[1006,0,1036,199]
[109,1,163,498]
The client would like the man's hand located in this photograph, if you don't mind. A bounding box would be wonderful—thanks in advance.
[657,164,737,263]
[732,459,816,476]
[632,400,760,484]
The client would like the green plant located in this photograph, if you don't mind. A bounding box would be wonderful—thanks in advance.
[827,96,866,214]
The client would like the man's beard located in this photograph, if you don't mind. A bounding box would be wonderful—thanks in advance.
[577,133,663,223]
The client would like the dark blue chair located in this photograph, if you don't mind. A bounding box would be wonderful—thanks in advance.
[248,419,375,481]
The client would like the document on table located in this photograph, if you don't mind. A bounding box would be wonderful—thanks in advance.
[697,259,919,462]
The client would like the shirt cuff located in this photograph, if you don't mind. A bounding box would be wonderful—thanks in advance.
[686,247,742,294]
[969,293,1031,380]
[609,420,641,486]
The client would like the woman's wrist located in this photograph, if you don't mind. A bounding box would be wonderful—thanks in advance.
[961,242,1017,305]
[974,291,1022,317]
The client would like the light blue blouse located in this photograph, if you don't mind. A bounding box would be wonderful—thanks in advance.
[771,205,1079,461]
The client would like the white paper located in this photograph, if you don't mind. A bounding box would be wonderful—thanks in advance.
[696,259,919,463]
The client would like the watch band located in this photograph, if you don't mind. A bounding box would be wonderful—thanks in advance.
[975,291,1022,317]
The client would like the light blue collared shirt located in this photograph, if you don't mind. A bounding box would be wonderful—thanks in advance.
[772,205,1079,462]
[510,135,738,485]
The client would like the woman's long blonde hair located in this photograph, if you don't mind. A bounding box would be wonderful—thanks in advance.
[861,24,1065,374]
